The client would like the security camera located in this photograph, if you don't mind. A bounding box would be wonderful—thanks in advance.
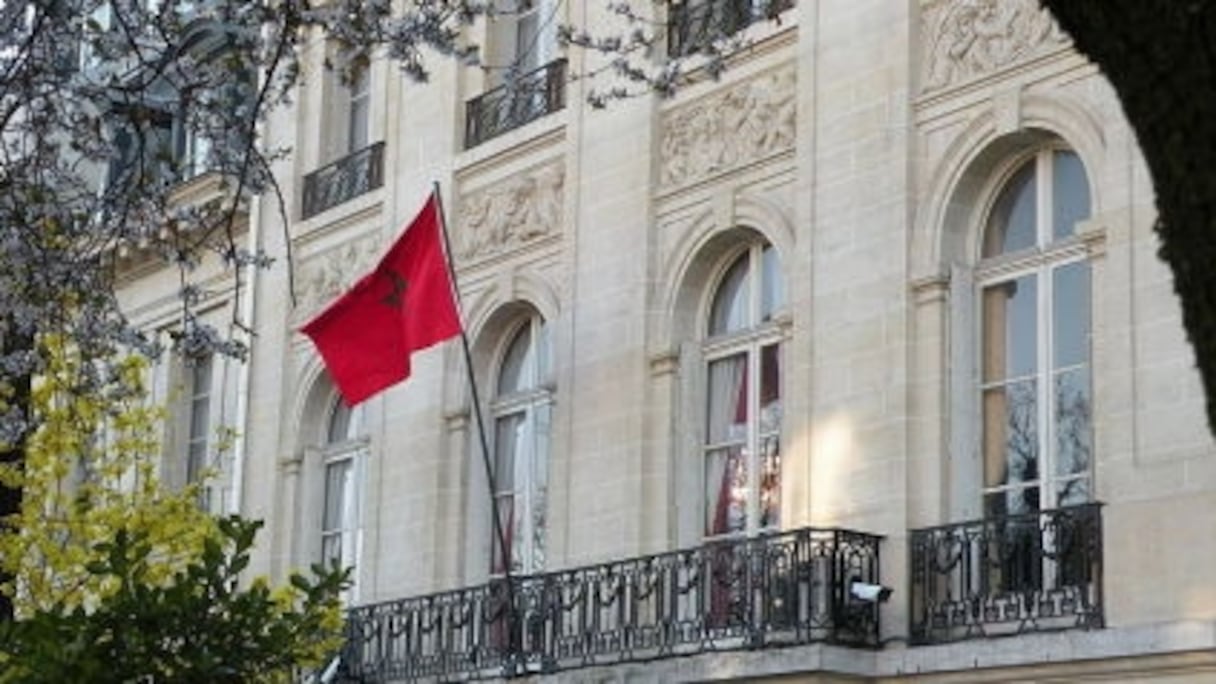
[318,656,341,684]
[850,580,893,603]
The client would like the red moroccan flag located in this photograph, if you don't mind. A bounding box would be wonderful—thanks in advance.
[302,194,461,405]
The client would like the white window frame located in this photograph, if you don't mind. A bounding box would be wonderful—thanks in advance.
[701,241,784,542]
[184,355,214,496]
[488,0,558,82]
[320,399,367,603]
[975,146,1094,518]
[346,64,370,154]
[489,314,553,576]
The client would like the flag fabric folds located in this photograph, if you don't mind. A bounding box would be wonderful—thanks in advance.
[302,194,461,405]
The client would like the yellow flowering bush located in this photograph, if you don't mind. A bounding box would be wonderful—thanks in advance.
[0,338,347,682]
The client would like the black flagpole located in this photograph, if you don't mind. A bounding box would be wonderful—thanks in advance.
[430,181,519,669]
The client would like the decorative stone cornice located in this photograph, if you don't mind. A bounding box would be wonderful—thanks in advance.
[456,160,564,264]
[920,0,1068,94]
[659,65,796,191]
[293,231,381,317]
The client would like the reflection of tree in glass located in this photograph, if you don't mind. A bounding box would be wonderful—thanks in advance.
[1054,373,1092,505]
[532,487,547,570]
[1002,381,1039,514]
[759,435,780,528]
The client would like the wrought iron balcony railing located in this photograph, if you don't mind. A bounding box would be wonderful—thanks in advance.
[668,0,795,57]
[336,526,882,682]
[464,58,567,149]
[909,502,1104,645]
[301,141,385,219]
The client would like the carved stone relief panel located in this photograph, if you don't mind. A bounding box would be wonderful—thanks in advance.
[294,231,382,317]
[659,64,796,191]
[456,159,564,264]
[921,0,1069,94]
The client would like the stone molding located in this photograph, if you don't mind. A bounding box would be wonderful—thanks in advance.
[294,231,382,316]
[659,65,796,191]
[920,0,1068,94]
[456,160,564,264]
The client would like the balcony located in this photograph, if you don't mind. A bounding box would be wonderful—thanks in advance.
[301,142,385,219]
[464,59,567,149]
[909,503,1104,645]
[336,526,882,682]
[668,0,795,57]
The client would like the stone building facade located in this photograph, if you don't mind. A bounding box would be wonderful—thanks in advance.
[127,0,1216,681]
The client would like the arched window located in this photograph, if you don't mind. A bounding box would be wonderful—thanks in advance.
[703,240,784,540]
[321,398,366,589]
[490,313,553,574]
[979,148,1092,520]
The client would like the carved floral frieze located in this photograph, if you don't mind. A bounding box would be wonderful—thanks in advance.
[659,65,796,190]
[456,160,564,263]
[921,0,1069,94]
[294,232,382,316]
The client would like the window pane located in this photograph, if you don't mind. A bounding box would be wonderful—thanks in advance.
[706,353,747,444]
[759,433,780,529]
[709,253,749,336]
[515,0,540,70]
[984,486,1040,519]
[323,459,353,531]
[1054,367,1092,478]
[327,401,362,443]
[1052,150,1090,242]
[493,412,524,494]
[187,441,206,483]
[531,403,550,570]
[1055,476,1091,508]
[491,495,517,573]
[982,380,1039,489]
[188,356,212,441]
[983,160,1036,257]
[534,318,552,385]
[760,244,784,322]
[1053,261,1090,370]
[759,343,782,434]
[982,275,1038,382]
[186,130,211,178]
[497,324,533,395]
[321,533,341,567]
[705,446,747,536]
[348,99,369,152]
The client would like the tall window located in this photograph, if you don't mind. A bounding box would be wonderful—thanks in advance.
[490,314,552,575]
[703,241,784,540]
[491,0,557,80]
[321,398,365,590]
[979,148,1092,520]
[185,355,213,507]
[347,64,370,154]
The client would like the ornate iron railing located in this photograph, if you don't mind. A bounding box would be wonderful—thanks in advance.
[668,0,795,57]
[337,527,882,682]
[464,58,567,149]
[909,503,1104,645]
[301,141,385,219]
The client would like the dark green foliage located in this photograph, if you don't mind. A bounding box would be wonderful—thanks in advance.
[0,517,348,684]
[1040,0,1216,436]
